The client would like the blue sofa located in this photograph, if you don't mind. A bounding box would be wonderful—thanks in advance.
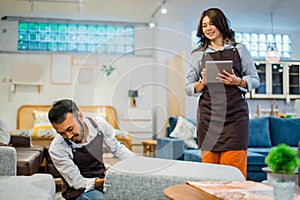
[156,116,300,182]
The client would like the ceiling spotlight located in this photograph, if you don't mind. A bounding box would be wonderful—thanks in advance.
[161,7,167,14]
[149,22,156,28]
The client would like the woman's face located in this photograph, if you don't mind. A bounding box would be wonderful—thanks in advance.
[202,16,223,42]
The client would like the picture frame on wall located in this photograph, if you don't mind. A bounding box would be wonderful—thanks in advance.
[78,68,93,84]
[51,54,72,84]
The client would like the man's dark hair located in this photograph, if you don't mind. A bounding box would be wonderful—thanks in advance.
[48,99,79,124]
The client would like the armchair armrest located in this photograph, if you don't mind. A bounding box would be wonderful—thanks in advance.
[115,136,132,151]
[156,137,184,160]
[0,146,17,176]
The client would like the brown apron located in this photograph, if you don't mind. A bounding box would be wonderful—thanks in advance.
[62,118,106,200]
[197,47,249,151]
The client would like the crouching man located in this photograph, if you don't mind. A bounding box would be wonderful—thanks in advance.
[48,99,135,200]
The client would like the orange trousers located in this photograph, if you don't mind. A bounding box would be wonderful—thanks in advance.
[201,150,247,178]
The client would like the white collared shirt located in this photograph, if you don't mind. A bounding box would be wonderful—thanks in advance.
[49,117,135,191]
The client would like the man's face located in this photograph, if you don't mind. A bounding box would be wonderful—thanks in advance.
[52,112,85,143]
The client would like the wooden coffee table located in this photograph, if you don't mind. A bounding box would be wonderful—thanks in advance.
[164,182,300,200]
[164,184,220,200]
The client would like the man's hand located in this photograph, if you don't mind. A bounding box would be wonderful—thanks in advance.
[95,177,104,188]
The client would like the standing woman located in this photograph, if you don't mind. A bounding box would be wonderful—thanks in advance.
[185,8,260,178]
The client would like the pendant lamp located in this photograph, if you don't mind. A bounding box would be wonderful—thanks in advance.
[266,12,280,63]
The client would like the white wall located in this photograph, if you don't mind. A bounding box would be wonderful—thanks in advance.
[0,12,299,133]
[0,53,154,129]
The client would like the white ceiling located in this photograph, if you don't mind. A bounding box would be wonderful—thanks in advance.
[0,0,300,32]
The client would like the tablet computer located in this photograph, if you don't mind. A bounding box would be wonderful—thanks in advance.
[205,60,233,83]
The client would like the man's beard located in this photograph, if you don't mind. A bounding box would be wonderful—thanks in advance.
[71,118,85,143]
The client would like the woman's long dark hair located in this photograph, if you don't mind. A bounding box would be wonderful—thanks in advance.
[195,8,236,51]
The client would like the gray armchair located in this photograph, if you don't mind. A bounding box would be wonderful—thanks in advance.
[0,146,56,200]
[0,146,17,176]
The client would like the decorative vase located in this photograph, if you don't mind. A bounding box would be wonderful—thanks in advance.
[273,181,295,200]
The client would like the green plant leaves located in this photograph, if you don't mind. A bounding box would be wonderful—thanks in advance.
[101,64,116,76]
[265,143,300,175]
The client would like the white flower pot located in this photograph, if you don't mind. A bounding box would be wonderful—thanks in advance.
[273,181,295,200]
[268,172,297,184]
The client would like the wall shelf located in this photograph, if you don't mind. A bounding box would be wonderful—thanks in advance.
[13,83,42,94]
[12,62,43,94]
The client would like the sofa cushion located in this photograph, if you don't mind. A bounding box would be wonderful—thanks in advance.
[246,151,267,180]
[169,116,198,149]
[248,147,272,156]
[248,117,272,147]
[269,117,300,147]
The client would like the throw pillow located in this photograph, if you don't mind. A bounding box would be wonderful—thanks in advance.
[169,116,199,149]
[248,117,272,147]
[83,112,107,121]
[10,129,33,137]
[32,126,57,137]
[32,110,51,127]
[269,117,300,147]
[0,116,11,145]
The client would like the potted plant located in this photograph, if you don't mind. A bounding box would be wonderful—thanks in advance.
[265,143,300,199]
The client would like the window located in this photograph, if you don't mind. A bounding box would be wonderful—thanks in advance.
[235,32,291,60]
[191,31,291,60]
[18,21,135,54]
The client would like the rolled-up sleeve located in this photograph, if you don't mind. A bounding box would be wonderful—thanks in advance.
[185,51,203,97]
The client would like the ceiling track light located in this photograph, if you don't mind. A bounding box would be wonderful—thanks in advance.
[149,21,156,28]
[148,0,167,28]
[161,6,167,14]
